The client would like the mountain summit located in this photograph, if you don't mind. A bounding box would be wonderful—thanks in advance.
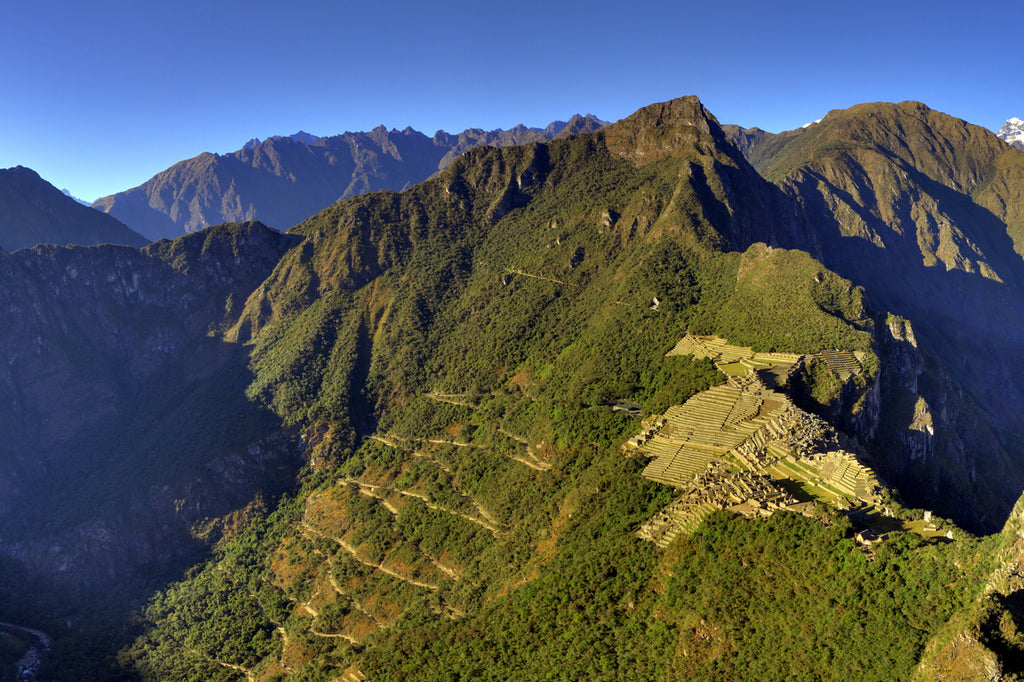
[998,116,1024,149]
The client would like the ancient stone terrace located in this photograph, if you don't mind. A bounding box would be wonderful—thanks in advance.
[763,448,880,506]
[815,349,864,381]
[637,462,797,548]
[668,334,803,366]
[635,334,881,545]
[667,333,804,388]
[637,383,793,488]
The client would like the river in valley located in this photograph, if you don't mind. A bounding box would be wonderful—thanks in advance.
[0,622,50,682]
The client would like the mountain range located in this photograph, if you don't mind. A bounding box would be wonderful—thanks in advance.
[91,115,607,241]
[4,97,1024,679]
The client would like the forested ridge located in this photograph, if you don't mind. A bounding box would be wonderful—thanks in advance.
[4,96,1024,680]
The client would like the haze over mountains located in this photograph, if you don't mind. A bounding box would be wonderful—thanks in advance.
[5,97,1024,679]
[91,114,607,241]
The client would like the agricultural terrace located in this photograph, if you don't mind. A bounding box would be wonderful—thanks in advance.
[634,335,884,543]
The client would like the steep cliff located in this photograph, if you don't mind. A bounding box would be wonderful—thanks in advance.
[0,222,301,592]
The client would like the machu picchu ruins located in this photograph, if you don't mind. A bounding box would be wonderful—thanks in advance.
[633,334,884,544]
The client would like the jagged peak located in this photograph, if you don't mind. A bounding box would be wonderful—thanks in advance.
[604,96,727,165]
[288,130,320,144]
[997,117,1024,149]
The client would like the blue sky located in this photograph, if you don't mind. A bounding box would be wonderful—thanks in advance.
[1,0,1018,202]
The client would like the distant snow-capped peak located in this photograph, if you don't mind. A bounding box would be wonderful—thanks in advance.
[61,188,91,206]
[997,117,1024,150]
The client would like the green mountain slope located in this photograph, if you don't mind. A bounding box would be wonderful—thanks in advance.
[101,99,1018,680]
[3,96,1024,680]
[725,102,1024,530]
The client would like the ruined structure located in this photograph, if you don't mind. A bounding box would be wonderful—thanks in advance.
[634,335,882,544]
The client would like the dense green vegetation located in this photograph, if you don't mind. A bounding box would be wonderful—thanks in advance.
[7,97,1024,680]
[359,510,992,681]
[103,106,1013,681]
[120,443,996,681]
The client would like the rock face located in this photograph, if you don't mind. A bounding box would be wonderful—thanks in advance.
[0,221,301,590]
[92,115,608,241]
[865,315,1024,531]
[724,102,1024,528]
[0,166,148,251]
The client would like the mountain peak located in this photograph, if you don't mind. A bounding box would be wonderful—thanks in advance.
[998,117,1024,150]
[0,166,148,251]
[288,130,320,144]
[60,188,90,205]
[604,96,724,165]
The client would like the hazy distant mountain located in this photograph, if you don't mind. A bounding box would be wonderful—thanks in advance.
[998,117,1024,150]
[243,130,322,150]
[0,166,148,251]
[93,115,608,241]
[60,188,91,206]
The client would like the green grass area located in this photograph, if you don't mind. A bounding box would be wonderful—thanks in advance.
[717,361,750,376]
[904,519,954,539]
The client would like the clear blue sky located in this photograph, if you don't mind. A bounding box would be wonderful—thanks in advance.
[1,0,1018,202]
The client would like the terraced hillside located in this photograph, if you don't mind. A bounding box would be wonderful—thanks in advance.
[14,97,1020,680]
[635,384,792,486]
[635,335,885,546]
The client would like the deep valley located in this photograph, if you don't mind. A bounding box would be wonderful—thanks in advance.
[3,95,1024,680]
